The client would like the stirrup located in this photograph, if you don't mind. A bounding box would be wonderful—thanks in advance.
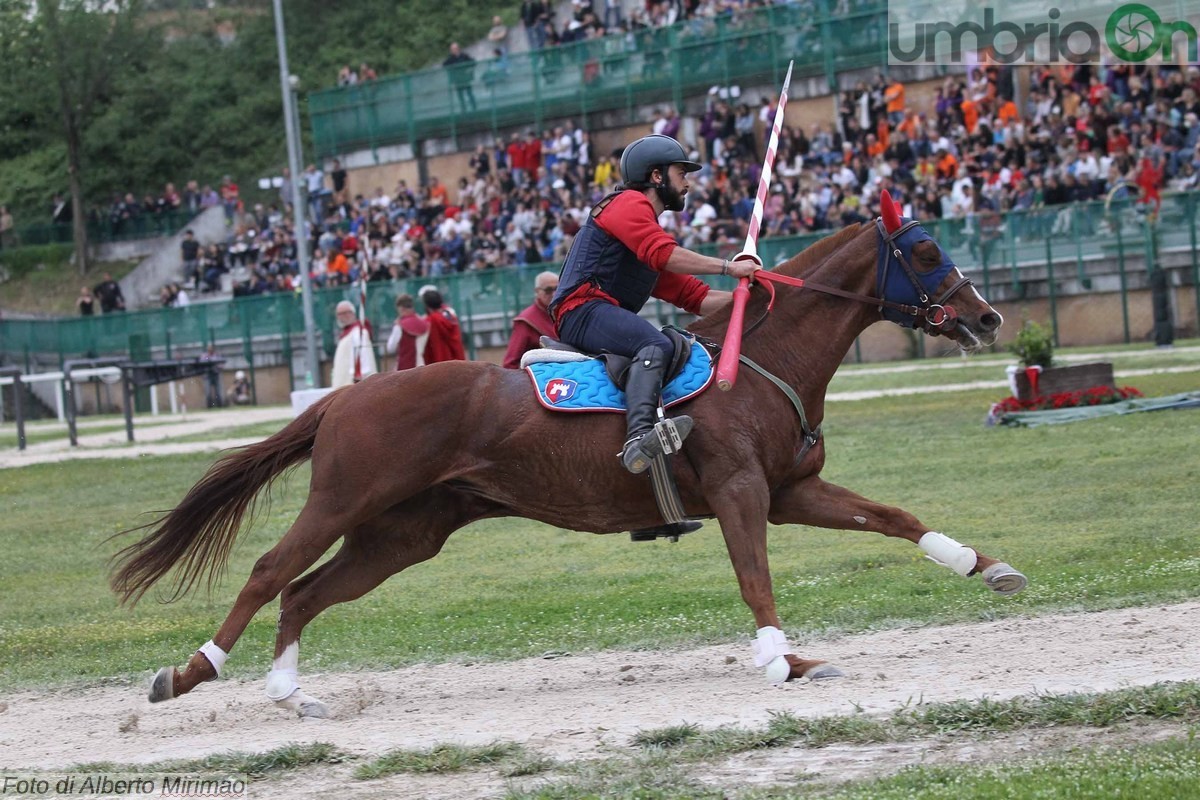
[620,415,693,474]
[630,519,703,542]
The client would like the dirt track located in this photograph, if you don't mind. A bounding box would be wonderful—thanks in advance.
[2,602,1197,798]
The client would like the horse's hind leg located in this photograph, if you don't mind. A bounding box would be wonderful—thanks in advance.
[151,498,355,703]
[768,475,1027,595]
[268,487,498,718]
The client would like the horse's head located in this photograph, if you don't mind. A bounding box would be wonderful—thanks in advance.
[878,190,1002,351]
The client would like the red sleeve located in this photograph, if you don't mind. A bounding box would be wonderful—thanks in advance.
[593,191,678,270]
[652,272,710,316]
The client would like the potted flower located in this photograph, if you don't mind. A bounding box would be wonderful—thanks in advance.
[1006,319,1116,402]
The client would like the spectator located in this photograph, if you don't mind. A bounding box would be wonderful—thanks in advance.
[502,270,558,368]
[521,0,548,49]
[228,370,252,406]
[94,272,126,313]
[199,344,223,408]
[331,300,377,387]
[76,286,96,316]
[487,15,509,54]
[330,158,348,208]
[443,42,477,113]
[219,175,239,226]
[419,287,466,363]
[180,229,201,289]
[304,163,327,222]
[386,293,431,370]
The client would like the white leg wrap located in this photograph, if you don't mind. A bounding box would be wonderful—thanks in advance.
[265,668,299,702]
[197,640,228,678]
[265,640,302,701]
[919,531,978,577]
[752,626,793,685]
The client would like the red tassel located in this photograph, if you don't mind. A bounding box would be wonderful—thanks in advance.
[881,189,901,232]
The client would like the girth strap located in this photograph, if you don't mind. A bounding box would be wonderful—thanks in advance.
[737,354,821,466]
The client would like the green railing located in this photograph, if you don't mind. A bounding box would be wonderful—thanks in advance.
[3,209,196,250]
[308,0,888,158]
[3,191,1199,366]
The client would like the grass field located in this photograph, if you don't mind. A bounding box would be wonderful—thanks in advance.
[1,349,1197,690]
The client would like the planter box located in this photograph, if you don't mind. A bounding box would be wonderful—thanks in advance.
[1016,362,1116,402]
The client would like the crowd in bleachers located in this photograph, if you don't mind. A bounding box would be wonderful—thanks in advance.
[177,57,1200,305]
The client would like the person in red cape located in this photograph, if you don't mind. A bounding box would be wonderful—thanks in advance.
[419,288,466,363]
[502,271,559,368]
[386,293,430,370]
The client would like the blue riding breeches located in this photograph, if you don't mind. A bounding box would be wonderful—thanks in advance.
[556,300,672,361]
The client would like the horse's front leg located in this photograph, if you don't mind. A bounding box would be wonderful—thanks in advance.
[768,475,1027,595]
[709,476,844,684]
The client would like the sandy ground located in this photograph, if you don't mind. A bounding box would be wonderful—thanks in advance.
[1,602,1197,798]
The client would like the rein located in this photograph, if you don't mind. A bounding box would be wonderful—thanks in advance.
[742,219,973,337]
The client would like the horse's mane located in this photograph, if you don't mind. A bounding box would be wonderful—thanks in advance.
[690,222,865,337]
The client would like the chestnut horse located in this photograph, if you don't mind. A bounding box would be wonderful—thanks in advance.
[111,197,1026,717]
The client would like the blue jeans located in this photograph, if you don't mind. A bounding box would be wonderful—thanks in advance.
[556,300,672,361]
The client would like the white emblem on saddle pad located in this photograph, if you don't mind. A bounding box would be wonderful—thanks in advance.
[545,378,577,403]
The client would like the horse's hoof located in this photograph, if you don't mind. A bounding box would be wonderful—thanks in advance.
[298,700,330,719]
[148,667,176,703]
[983,563,1028,596]
[803,663,845,680]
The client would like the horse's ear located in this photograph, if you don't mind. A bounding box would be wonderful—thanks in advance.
[881,189,901,233]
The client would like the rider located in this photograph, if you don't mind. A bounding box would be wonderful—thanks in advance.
[550,134,760,473]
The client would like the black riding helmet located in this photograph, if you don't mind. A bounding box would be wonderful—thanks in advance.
[619,134,702,187]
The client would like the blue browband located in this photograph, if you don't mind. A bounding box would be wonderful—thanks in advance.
[875,219,958,328]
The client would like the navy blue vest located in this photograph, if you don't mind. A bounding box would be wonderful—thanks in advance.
[552,192,660,317]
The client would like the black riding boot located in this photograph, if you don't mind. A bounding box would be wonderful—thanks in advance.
[620,345,693,474]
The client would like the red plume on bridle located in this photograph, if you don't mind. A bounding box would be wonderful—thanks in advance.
[880,189,902,232]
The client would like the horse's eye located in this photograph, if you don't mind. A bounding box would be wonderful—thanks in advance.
[912,241,941,273]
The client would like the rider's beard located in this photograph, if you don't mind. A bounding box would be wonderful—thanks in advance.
[659,183,686,213]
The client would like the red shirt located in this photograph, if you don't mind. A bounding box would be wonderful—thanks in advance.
[554,191,711,325]
[394,314,430,370]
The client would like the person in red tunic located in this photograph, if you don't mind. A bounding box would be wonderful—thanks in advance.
[502,271,559,368]
[420,288,467,363]
[385,293,430,370]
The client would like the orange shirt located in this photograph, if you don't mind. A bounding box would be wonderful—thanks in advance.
[937,152,959,179]
[997,100,1019,125]
[961,100,979,134]
[885,82,905,114]
[328,252,350,276]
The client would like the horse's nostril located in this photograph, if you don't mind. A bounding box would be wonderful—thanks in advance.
[980,312,1002,331]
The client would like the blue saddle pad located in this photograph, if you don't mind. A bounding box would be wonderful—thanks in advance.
[525,340,714,413]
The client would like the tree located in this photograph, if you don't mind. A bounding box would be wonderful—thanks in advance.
[2,1,156,274]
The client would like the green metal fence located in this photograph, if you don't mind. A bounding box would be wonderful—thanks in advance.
[308,0,888,158]
[3,191,1199,368]
[2,209,196,251]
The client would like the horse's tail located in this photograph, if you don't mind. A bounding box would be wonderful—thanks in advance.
[109,391,339,606]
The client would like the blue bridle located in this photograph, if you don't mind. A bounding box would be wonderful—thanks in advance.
[875,218,972,332]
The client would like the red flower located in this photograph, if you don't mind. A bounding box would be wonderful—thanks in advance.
[992,385,1144,414]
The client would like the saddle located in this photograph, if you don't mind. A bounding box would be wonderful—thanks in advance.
[521,326,707,543]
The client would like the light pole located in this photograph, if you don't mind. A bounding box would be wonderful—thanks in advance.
[272,0,320,388]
